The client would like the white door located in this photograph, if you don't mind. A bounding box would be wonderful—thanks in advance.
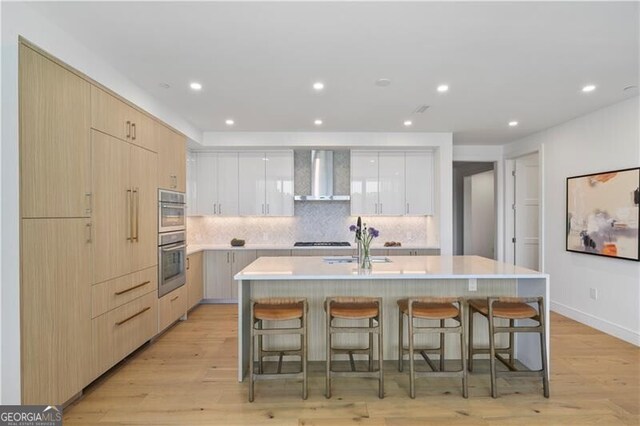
[265,151,294,216]
[217,152,239,216]
[350,151,379,215]
[239,152,266,216]
[377,152,405,215]
[514,153,540,270]
[405,151,434,215]
[195,153,217,216]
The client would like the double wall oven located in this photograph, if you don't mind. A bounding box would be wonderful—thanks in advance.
[158,189,186,297]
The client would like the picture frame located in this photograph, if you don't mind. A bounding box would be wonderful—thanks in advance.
[566,167,640,261]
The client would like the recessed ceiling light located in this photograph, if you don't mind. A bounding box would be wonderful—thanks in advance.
[225,119,234,126]
[582,84,596,93]
[313,82,324,91]
[508,121,519,127]
[375,78,391,87]
[190,82,202,91]
[158,82,170,89]
[437,84,449,93]
[403,120,413,127]
[314,119,323,126]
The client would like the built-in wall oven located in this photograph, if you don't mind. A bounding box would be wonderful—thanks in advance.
[158,189,186,233]
[158,189,186,297]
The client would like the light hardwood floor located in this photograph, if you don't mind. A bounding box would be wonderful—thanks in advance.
[64,305,639,425]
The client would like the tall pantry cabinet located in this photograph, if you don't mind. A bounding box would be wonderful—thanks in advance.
[19,40,186,405]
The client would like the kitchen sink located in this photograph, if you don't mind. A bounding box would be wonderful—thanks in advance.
[323,256,391,264]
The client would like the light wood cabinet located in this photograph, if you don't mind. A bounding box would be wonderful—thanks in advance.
[238,151,293,216]
[159,286,187,332]
[92,130,157,284]
[91,291,158,382]
[186,252,204,310]
[205,250,257,300]
[91,86,156,152]
[157,123,186,192]
[92,266,157,319]
[194,152,239,216]
[19,44,91,218]
[21,218,92,404]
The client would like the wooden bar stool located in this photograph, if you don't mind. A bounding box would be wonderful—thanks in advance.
[397,297,468,398]
[249,297,308,402]
[325,297,384,399]
[468,297,549,398]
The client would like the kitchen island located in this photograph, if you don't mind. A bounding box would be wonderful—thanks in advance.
[234,255,549,382]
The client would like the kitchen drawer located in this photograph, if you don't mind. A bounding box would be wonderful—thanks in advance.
[91,290,158,381]
[92,267,157,318]
[159,285,187,332]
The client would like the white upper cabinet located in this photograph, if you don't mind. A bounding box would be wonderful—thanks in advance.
[192,152,239,216]
[378,152,405,215]
[350,150,435,216]
[405,151,434,215]
[264,151,294,216]
[239,151,294,217]
[351,151,379,215]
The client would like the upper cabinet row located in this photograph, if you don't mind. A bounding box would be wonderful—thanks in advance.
[350,151,434,216]
[190,151,294,216]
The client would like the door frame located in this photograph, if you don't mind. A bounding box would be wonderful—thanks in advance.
[505,146,545,272]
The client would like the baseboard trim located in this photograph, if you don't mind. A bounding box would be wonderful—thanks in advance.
[550,301,640,346]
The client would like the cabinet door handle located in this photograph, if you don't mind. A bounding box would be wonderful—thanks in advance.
[133,187,139,241]
[232,252,236,263]
[262,204,265,215]
[218,203,222,215]
[266,204,270,215]
[186,257,190,270]
[132,123,137,140]
[227,252,230,263]
[213,203,217,215]
[85,192,92,215]
[115,306,150,326]
[114,281,150,296]
[406,203,409,214]
[170,295,179,302]
[126,121,131,138]
[85,222,92,243]
[126,189,133,241]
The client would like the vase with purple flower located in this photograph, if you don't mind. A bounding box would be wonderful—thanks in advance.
[350,218,379,269]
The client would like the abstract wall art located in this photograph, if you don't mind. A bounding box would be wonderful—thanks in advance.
[566,167,640,261]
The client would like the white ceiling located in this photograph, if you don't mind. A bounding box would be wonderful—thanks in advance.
[29,1,639,145]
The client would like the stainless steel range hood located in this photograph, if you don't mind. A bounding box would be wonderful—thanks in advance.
[294,150,350,201]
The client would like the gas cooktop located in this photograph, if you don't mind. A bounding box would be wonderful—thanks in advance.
[294,242,352,247]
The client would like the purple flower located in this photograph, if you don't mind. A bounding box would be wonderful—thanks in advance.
[368,227,380,238]
[349,224,357,232]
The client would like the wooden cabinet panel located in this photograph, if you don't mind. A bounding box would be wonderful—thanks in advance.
[92,130,132,283]
[92,267,157,318]
[20,44,91,218]
[91,291,158,382]
[157,124,186,192]
[91,86,130,142]
[130,145,158,272]
[130,109,156,152]
[21,219,91,404]
[159,286,187,332]
[186,252,203,310]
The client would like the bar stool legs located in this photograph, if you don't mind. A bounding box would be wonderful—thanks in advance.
[325,297,384,399]
[468,296,549,398]
[398,297,468,398]
[249,298,308,402]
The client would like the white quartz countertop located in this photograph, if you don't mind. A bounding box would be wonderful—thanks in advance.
[233,255,547,280]
[186,244,439,255]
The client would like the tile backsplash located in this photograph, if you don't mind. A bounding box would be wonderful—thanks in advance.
[187,201,437,247]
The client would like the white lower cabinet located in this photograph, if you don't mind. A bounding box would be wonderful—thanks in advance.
[205,250,257,300]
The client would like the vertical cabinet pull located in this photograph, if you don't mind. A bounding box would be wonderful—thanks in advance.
[406,203,409,214]
[85,192,92,215]
[227,252,230,263]
[232,252,236,263]
[261,204,265,215]
[213,203,217,215]
[133,188,139,241]
[126,189,133,241]
[86,222,92,243]
[218,203,222,215]
[132,123,137,140]
[266,204,270,215]
[126,121,131,138]
[186,257,190,270]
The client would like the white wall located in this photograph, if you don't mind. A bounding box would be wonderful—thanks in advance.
[0,3,202,403]
[505,97,640,346]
